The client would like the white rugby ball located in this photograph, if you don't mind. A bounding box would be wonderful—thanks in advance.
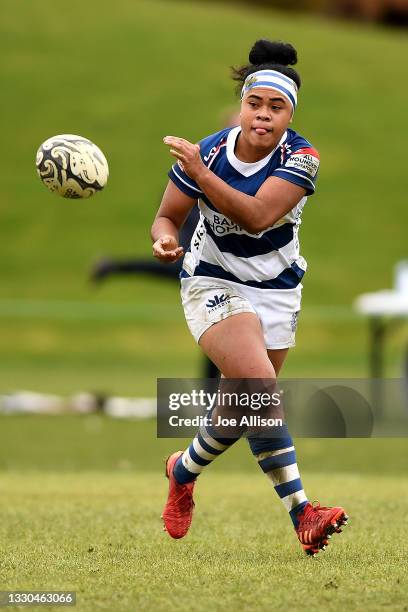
[36,134,109,198]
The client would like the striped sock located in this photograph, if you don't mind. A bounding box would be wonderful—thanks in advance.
[247,431,308,527]
[173,424,240,484]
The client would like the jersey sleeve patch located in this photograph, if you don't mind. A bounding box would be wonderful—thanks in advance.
[285,147,320,178]
[273,146,320,195]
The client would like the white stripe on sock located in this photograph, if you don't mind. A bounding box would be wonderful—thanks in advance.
[199,430,230,451]
[182,448,205,474]
[266,463,300,486]
[193,437,219,461]
[256,446,295,461]
[280,489,307,512]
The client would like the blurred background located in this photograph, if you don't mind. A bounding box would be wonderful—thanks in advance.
[0,0,407,402]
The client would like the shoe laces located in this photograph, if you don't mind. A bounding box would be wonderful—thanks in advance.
[298,501,326,528]
[311,500,332,512]
[298,501,315,521]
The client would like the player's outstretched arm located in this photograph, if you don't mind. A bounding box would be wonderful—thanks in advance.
[151,180,197,263]
[163,136,306,234]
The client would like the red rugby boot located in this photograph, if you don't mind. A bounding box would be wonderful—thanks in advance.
[161,451,196,539]
[295,502,349,556]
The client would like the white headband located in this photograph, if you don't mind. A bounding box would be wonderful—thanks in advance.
[241,69,298,112]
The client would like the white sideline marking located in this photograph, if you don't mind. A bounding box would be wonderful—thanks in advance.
[0,299,358,322]
[0,299,181,321]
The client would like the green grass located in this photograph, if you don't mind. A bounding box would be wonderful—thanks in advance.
[1,471,407,612]
[0,0,407,393]
[0,417,407,611]
[1,416,407,474]
[0,311,406,395]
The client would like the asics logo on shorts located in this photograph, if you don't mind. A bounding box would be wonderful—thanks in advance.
[206,294,231,311]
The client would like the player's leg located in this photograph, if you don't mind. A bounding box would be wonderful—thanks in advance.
[199,312,275,377]
[162,312,274,539]
[203,355,220,379]
[267,348,288,378]
[247,348,349,556]
[247,348,309,527]
[172,312,274,484]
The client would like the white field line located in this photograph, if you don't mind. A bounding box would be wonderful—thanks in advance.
[0,299,181,321]
[0,298,360,322]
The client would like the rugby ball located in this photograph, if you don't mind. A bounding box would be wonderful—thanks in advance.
[36,134,109,198]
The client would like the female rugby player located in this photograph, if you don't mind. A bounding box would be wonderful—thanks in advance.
[151,40,348,556]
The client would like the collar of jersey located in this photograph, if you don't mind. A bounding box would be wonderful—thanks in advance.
[226,126,287,177]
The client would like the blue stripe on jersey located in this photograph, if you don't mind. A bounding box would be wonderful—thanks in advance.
[273,167,315,194]
[204,219,294,258]
[186,260,304,290]
[168,166,201,199]
[258,450,297,473]
[274,477,303,499]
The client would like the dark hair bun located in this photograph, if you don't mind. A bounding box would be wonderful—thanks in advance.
[249,40,297,67]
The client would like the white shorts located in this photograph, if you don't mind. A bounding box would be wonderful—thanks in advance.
[180,275,302,350]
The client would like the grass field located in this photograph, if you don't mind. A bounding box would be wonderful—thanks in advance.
[0,0,407,394]
[0,417,407,611]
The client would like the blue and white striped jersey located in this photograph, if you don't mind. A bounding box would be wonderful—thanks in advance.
[168,126,320,290]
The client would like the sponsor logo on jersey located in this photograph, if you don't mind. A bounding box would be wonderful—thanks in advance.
[285,147,320,178]
[280,142,292,165]
[204,211,262,236]
[203,138,227,165]
[207,213,244,236]
[192,219,206,249]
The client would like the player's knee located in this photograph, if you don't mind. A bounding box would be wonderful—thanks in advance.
[225,362,276,380]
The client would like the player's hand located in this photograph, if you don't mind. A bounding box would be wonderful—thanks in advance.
[163,136,207,182]
[152,235,184,263]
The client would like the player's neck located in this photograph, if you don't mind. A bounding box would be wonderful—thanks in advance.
[234,131,280,163]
